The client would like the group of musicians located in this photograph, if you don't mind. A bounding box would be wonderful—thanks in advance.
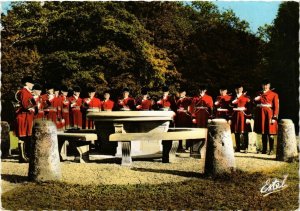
[15,76,279,163]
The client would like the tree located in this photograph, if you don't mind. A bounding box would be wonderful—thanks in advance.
[266,2,299,133]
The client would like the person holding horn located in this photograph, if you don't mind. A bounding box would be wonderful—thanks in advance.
[15,76,36,163]
[253,79,279,155]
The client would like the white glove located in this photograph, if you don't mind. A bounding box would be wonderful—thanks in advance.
[246,119,251,124]
[254,96,261,101]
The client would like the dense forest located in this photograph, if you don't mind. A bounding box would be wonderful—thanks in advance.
[1,1,299,131]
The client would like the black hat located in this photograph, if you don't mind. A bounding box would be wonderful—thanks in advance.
[219,85,227,91]
[234,84,243,89]
[198,84,207,91]
[54,85,60,91]
[21,76,34,84]
[162,86,169,92]
[262,79,271,85]
[141,87,148,95]
[61,85,69,92]
[122,87,130,92]
[103,90,111,94]
[87,86,96,92]
[179,86,187,93]
[73,86,81,92]
[32,83,42,91]
[45,83,54,90]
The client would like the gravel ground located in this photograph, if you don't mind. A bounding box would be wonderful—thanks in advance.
[1,152,286,194]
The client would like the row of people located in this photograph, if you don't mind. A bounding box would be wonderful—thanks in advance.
[15,76,279,162]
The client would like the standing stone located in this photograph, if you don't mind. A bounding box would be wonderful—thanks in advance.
[1,121,11,157]
[276,119,298,162]
[205,119,236,175]
[28,120,61,181]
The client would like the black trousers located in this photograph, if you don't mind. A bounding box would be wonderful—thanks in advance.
[235,133,249,151]
[262,134,274,153]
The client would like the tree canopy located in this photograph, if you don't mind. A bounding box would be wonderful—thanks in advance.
[1,1,298,121]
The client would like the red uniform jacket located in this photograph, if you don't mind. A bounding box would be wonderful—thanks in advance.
[157,95,176,111]
[118,97,135,110]
[44,94,62,129]
[254,90,279,134]
[175,97,193,127]
[82,97,102,129]
[102,99,115,111]
[230,94,251,133]
[33,94,44,120]
[214,94,232,119]
[15,87,35,137]
[136,96,153,110]
[191,94,213,128]
[69,95,83,128]
[60,95,70,129]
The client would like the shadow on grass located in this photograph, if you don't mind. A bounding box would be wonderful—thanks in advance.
[234,154,276,161]
[89,154,162,164]
[131,167,205,178]
[1,174,28,183]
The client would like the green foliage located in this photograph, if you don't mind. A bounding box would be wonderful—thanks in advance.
[265,2,299,132]
[1,1,274,99]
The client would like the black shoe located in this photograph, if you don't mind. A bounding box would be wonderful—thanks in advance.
[177,148,186,153]
[19,157,29,163]
[235,149,240,153]
[262,150,267,154]
[268,150,274,155]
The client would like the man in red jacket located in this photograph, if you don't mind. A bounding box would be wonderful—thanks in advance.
[214,86,232,120]
[117,87,136,111]
[254,79,279,155]
[136,87,153,110]
[15,76,35,163]
[60,85,70,130]
[102,90,115,111]
[190,85,213,158]
[191,85,213,128]
[82,86,102,129]
[156,86,176,111]
[230,84,252,153]
[44,84,63,130]
[175,87,193,152]
[32,84,44,120]
[69,86,83,129]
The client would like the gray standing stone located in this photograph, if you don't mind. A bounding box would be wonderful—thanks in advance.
[1,121,11,157]
[28,120,62,181]
[276,119,298,162]
[205,119,236,175]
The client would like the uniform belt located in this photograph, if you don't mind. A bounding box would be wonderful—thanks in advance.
[44,108,57,112]
[48,107,58,111]
[87,108,100,112]
[217,108,229,112]
[120,108,130,111]
[177,109,188,112]
[257,104,272,108]
[233,107,246,111]
[62,108,69,113]
[160,108,170,111]
[71,106,80,110]
[195,106,208,109]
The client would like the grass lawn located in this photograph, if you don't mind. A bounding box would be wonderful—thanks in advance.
[1,160,298,210]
